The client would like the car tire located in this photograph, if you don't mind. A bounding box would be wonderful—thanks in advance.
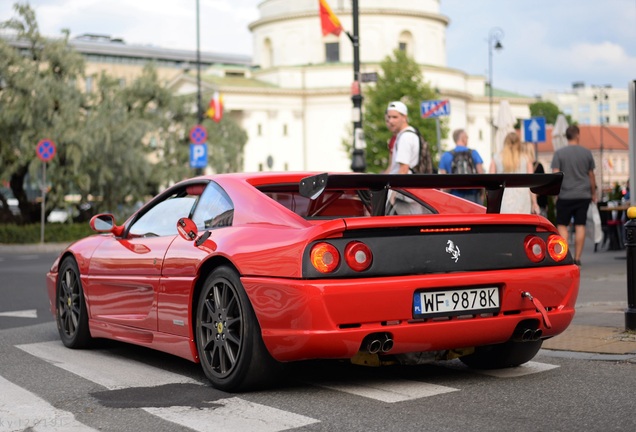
[459,339,543,369]
[195,266,281,392]
[56,257,92,348]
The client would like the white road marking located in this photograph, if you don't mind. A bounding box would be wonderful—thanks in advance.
[314,378,458,403]
[0,376,97,432]
[476,361,560,378]
[144,398,319,432]
[0,309,38,319]
[16,341,199,390]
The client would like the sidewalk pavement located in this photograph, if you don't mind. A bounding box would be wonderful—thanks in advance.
[3,237,636,358]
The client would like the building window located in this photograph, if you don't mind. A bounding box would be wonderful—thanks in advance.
[579,104,590,113]
[399,42,407,52]
[283,124,288,136]
[398,31,414,57]
[262,38,273,69]
[325,42,340,63]
[617,102,629,111]
[618,115,629,123]
[257,124,262,136]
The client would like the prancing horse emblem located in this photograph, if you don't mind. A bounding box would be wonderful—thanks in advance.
[446,240,460,262]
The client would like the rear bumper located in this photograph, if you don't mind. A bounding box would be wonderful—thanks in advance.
[242,265,579,362]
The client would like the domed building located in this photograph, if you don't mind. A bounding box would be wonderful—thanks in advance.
[172,0,532,172]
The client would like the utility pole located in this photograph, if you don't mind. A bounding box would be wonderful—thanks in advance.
[349,0,365,172]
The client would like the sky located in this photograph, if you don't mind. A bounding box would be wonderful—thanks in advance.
[2,0,635,97]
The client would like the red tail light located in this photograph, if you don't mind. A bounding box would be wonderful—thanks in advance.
[344,241,373,272]
[547,234,568,262]
[310,242,340,273]
[524,235,546,263]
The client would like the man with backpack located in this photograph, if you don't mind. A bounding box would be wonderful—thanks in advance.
[438,128,485,204]
[385,101,433,175]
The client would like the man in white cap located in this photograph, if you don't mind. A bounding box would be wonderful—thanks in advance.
[385,100,422,214]
[385,101,419,175]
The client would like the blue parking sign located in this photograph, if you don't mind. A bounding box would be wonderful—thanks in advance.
[190,144,208,169]
[523,117,546,143]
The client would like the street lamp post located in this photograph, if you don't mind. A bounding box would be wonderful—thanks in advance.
[488,27,504,156]
[594,85,611,195]
[349,0,366,172]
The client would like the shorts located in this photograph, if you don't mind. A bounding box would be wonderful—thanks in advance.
[555,198,590,226]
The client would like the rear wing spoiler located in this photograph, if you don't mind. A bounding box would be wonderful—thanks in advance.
[299,172,563,215]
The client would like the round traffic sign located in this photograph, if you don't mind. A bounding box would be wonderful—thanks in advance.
[189,125,208,144]
[36,139,56,162]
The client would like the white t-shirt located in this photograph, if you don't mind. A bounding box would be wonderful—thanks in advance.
[390,127,419,174]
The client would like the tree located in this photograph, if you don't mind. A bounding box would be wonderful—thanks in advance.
[529,101,573,125]
[0,3,195,223]
[0,3,86,223]
[361,49,444,173]
[203,113,248,174]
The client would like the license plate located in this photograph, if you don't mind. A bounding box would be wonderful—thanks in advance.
[413,287,500,318]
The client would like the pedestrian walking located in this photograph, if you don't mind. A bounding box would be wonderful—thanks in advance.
[438,129,484,204]
[551,125,597,265]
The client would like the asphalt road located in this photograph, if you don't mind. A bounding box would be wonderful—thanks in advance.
[1,245,635,431]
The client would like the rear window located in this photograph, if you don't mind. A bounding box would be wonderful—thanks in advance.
[260,186,433,218]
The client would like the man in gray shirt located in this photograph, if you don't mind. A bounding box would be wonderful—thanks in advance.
[551,125,597,266]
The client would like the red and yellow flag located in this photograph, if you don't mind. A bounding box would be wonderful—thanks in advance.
[319,0,343,36]
[206,91,223,123]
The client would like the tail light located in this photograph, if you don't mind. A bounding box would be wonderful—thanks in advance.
[344,241,373,272]
[547,234,568,262]
[524,235,546,263]
[310,242,340,273]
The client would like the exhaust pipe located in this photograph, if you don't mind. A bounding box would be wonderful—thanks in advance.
[532,329,543,341]
[367,339,381,354]
[513,328,534,342]
[361,333,393,354]
[381,336,394,353]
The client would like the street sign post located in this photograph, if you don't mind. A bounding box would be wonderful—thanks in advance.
[190,143,208,169]
[421,100,451,156]
[36,139,56,162]
[189,125,208,145]
[523,117,546,143]
[420,99,451,119]
[36,139,56,244]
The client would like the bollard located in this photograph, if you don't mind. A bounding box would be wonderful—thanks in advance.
[624,207,636,331]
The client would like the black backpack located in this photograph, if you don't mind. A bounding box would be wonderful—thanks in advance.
[450,149,477,174]
[399,128,433,174]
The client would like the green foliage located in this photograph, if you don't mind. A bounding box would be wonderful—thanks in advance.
[529,101,573,125]
[360,50,445,173]
[203,113,248,174]
[0,3,200,223]
[0,222,93,244]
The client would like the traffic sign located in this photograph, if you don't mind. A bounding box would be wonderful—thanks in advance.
[523,117,546,143]
[189,125,207,145]
[190,143,208,169]
[420,100,450,118]
[36,139,56,162]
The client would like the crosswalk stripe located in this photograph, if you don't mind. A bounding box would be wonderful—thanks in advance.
[313,378,458,403]
[17,341,199,390]
[143,398,319,432]
[0,375,97,432]
[0,309,37,318]
[476,361,560,378]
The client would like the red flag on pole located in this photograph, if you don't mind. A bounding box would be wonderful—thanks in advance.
[319,0,343,36]
[206,91,223,123]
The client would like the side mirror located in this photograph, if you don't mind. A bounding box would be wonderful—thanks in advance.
[90,214,115,232]
[177,217,198,241]
[177,218,215,249]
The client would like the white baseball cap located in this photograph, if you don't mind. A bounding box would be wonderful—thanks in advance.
[387,101,408,116]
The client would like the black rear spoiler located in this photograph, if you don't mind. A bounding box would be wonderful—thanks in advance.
[299,172,563,215]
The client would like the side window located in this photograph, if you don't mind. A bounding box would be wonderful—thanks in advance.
[129,194,198,237]
[191,182,234,230]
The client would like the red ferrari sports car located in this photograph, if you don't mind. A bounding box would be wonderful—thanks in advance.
[46,172,578,391]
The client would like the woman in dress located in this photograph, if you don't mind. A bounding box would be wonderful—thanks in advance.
[489,132,540,214]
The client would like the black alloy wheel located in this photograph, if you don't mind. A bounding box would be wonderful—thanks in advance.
[196,266,280,392]
[56,257,91,348]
